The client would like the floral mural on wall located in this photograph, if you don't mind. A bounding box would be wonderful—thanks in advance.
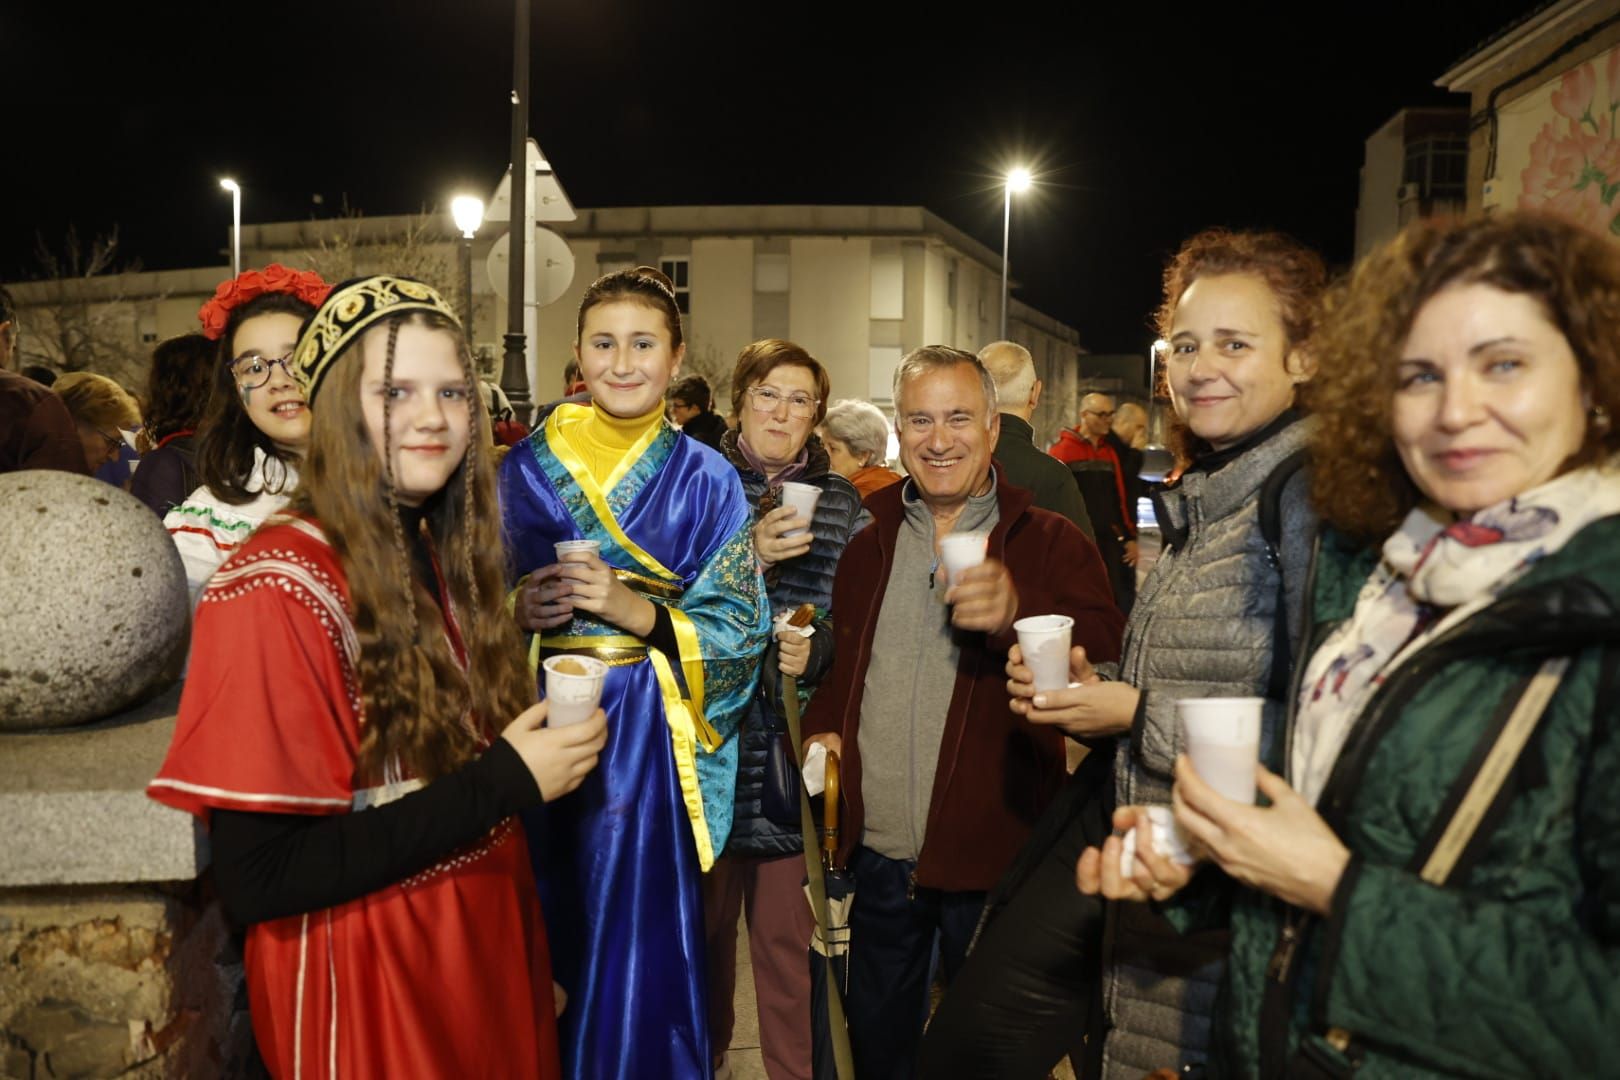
[1520,48,1620,233]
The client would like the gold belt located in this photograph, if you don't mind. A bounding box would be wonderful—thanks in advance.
[537,633,650,668]
[615,568,683,600]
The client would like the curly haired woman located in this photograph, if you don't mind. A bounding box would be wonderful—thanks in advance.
[1084,212,1620,1076]
[928,229,1325,1078]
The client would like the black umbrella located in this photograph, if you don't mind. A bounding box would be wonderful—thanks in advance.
[782,675,856,1080]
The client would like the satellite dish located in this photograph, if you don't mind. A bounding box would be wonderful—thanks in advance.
[487,225,575,307]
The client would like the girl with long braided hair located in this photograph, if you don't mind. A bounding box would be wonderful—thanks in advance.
[150,276,602,1077]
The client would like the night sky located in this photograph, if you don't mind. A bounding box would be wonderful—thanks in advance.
[4,1,1546,353]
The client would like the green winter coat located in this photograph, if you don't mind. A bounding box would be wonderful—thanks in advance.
[1177,513,1620,1079]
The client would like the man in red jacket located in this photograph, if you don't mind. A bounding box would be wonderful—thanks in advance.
[802,347,1122,1078]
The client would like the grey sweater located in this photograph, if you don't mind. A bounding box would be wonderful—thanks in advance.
[857,480,1001,862]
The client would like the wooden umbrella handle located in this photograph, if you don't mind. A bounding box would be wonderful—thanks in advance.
[822,749,840,860]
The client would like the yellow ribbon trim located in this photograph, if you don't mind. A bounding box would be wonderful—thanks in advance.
[650,647,717,870]
[668,608,712,746]
[545,405,679,583]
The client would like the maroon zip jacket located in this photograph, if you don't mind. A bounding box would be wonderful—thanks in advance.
[802,469,1124,892]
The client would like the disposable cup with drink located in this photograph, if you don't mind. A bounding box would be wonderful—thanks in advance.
[778,482,822,538]
[1118,805,1196,877]
[1177,696,1263,805]
[938,532,988,590]
[543,655,608,727]
[1014,614,1074,692]
[553,539,601,563]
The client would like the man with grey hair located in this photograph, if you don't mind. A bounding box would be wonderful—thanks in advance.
[1112,401,1148,449]
[0,283,88,474]
[803,345,1122,1077]
[979,341,1092,539]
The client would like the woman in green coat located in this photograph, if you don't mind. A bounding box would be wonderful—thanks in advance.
[1073,212,1620,1077]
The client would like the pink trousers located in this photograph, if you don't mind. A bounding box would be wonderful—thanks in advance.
[703,852,815,1080]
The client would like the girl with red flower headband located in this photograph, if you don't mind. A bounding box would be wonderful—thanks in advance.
[164,264,332,601]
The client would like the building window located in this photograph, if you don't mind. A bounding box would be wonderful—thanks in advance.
[754,253,790,293]
[870,252,903,320]
[660,257,691,314]
[1404,135,1468,201]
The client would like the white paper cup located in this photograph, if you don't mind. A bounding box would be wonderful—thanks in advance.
[1119,805,1196,877]
[938,532,988,589]
[553,539,601,563]
[1177,696,1263,804]
[543,655,608,727]
[778,482,821,537]
[1014,614,1074,692]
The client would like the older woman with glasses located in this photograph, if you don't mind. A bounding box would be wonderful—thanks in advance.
[164,265,331,601]
[819,397,900,500]
[703,339,863,1079]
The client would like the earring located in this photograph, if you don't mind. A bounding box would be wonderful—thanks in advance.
[1590,404,1612,433]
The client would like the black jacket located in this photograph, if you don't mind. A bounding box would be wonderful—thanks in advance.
[679,410,728,451]
[993,414,1093,540]
[719,430,863,858]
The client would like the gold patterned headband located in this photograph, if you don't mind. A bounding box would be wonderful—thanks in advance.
[291,275,461,401]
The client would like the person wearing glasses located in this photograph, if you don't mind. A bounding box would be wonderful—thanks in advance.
[504,266,770,1079]
[700,339,862,1078]
[164,265,332,602]
[1051,392,1139,613]
[53,372,141,474]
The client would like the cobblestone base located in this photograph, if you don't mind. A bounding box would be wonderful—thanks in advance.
[0,883,255,1079]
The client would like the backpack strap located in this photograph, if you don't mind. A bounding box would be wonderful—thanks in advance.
[1260,449,1308,702]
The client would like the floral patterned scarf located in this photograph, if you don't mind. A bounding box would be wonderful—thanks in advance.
[1291,466,1620,806]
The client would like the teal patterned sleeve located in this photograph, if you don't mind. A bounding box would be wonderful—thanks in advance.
[678,516,771,854]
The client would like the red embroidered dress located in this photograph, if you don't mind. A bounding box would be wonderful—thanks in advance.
[149,515,560,1078]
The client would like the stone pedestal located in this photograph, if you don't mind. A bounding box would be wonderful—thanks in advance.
[0,686,254,1079]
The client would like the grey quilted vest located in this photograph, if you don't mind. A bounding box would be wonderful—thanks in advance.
[1100,416,1317,1079]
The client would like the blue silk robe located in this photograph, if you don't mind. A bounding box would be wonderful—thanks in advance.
[501,405,769,1079]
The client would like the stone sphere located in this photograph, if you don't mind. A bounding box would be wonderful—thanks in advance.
[0,470,189,730]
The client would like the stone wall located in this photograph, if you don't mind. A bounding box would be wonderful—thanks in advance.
[0,686,255,1078]
[0,885,255,1079]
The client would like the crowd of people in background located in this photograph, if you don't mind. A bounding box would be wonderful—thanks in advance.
[2,205,1618,1080]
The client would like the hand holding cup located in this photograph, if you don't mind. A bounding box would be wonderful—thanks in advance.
[755,506,814,567]
[500,700,608,802]
[947,558,1018,634]
[1076,804,1197,903]
[518,566,577,631]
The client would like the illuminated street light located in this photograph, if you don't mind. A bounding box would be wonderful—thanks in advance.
[1000,168,1033,339]
[219,178,241,277]
[450,195,486,330]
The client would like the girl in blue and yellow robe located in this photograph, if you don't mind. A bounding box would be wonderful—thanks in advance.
[501,268,769,1079]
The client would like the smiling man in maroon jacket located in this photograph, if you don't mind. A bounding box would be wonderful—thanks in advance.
[802,346,1122,1078]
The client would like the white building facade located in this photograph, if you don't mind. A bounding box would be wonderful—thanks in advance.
[10,205,1087,447]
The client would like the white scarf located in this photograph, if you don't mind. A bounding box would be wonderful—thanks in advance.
[1292,466,1620,806]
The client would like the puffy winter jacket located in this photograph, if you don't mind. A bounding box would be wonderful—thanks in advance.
[1192,512,1620,1078]
[1101,414,1317,1078]
[720,431,862,858]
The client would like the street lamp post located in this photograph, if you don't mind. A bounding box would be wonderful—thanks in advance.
[1000,167,1032,340]
[450,195,485,331]
[219,178,241,277]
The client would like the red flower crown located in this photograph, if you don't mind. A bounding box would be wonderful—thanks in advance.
[198,264,333,342]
